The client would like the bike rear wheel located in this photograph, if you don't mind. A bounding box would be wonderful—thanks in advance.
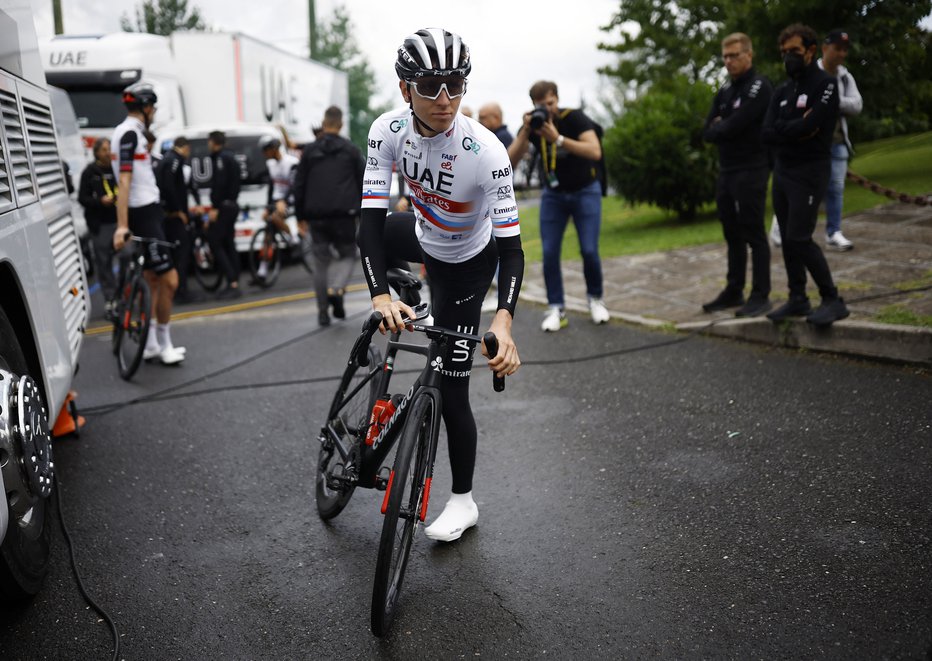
[248,227,283,288]
[316,344,383,520]
[116,278,151,380]
[191,234,223,292]
[370,393,435,637]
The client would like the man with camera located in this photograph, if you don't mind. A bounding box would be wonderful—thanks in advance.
[508,80,609,332]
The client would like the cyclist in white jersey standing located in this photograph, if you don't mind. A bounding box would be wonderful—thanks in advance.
[358,28,523,542]
[112,82,185,365]
[256,135,300,282]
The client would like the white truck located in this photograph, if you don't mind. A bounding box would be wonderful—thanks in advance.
[1,0,90,599]
[40,31,349,253]
[40,31,349,154]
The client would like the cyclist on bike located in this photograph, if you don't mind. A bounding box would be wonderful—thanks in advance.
[112,82,185,365]
[358,28,523,542]
[257,135,300,281]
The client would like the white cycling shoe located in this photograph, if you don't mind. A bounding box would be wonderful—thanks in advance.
[144,345,185,365]
[424,492,478,542]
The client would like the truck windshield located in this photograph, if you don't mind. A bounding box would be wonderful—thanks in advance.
[186,136,270,188]
[66,88,126,129]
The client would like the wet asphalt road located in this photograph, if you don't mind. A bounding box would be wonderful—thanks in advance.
[2,268,931,660]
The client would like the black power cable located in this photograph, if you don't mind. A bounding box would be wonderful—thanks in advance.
[54,476,121,661]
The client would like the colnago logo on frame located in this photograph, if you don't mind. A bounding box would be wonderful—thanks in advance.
[372,384,416,450]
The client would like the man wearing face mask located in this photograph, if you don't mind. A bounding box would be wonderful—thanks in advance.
[762,24,849,327]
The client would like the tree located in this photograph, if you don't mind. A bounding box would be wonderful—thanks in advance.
[603,77,717,220]
[313,5,389,151]
[120,0,207,35]
[598,0,932,140]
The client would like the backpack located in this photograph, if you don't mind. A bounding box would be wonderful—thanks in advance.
[559,108,608,197]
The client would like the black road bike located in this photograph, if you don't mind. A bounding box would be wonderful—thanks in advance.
[107,236,173,380]
[315,269,505,637]
[247,209,313,288]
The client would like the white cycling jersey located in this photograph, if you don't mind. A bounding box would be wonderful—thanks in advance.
[266,152,299,202]
[111,116,160,208]
[362,107,520,263]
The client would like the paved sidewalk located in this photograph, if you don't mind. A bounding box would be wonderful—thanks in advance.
[521,202,932,366]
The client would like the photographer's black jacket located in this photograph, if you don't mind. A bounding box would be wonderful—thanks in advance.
[157,149,188,214]
[77,161,117,233]
[703,67,772,172]
[762,60,839,167]
[208,149,241,207]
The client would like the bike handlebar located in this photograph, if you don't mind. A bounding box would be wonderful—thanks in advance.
[353,311,505,391]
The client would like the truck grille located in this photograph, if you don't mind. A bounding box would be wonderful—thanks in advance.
[0,88,36,206]
[22,98,66,200]
[48,213,87,361]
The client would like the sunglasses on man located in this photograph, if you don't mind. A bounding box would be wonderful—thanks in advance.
[410,77,467,100]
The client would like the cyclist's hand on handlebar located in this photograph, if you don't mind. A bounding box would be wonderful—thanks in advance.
[372,294,415,334]
[113,227,131,251]
[483,309,520,377]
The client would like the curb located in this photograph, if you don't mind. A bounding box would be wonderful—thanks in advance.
[520,291,932,368]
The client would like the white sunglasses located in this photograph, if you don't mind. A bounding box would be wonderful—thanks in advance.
[410,78,468,100]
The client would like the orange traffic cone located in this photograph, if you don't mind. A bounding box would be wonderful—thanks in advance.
[52,390,85,438]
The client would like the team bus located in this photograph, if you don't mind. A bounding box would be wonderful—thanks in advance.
[0,0,90,598]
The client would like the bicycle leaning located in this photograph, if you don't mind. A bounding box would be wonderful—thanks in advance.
[107,235,174,380]
[315,270,505,637]
[247,206,312,288]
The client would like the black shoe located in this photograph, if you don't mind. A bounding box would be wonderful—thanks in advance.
[217,285,243,300]
[329,292,346,319]
[318,310,331,327]
[735,296,772,318]
[766,297,812,322]
[806,297,850,327]
[702,289,745,313]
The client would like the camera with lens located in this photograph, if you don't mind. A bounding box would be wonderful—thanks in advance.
[529,105,549,130]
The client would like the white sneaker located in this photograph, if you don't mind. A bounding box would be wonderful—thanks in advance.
[770,215,782,247]
[257,261,269,279]
[158,346,185,365]
[424,493,478,542]
[589,297,610,324]
[143,346,162,361]
[827,230,853,251]
[541,306,567,332]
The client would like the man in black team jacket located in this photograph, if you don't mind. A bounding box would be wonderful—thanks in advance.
[206,130,242,299]
[78,138,119,304]
[157,136,198,303]
[703,32,773,317]
[762,23,849,327]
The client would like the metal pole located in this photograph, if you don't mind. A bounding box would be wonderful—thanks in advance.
[52,0,64,34]
[308,0,317,59]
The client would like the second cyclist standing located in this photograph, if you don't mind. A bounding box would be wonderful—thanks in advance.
[358,28,523,542]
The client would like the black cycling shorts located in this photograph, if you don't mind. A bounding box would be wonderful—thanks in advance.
[129,203,174,275]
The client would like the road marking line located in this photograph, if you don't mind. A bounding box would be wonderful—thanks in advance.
[84,283,369,336]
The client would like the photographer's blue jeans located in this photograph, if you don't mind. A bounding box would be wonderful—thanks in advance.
[825,143,849,236]
[540,180,603,307]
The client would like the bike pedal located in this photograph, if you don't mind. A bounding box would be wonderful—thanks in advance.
[374,466,391,491]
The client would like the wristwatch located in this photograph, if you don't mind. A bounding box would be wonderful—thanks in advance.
[555,135,565,148]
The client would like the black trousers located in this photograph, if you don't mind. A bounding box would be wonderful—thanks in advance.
[772,161,837,301]
[207,201,240,285]
[380,213,497,494]
[716,166,771,298]
[164,216,192,294]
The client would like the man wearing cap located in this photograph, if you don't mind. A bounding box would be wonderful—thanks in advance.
[819,28,862,251]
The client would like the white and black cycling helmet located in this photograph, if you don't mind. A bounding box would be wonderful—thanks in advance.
[258,135,281,151]
[395,28,471,81]
[122,82,158,107]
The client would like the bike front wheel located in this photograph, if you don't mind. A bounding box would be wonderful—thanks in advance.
[316,344,383,520]
[116,278,151,380]
[370,392,436,637]
[248,227,283,288]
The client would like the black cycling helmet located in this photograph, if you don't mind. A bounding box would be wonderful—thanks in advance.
[258,135,281,151]
[122,82,158,107]
[395,28,471,81]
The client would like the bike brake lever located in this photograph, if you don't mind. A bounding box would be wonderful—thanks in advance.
[353,311,383,366]
[482,332,505,392]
